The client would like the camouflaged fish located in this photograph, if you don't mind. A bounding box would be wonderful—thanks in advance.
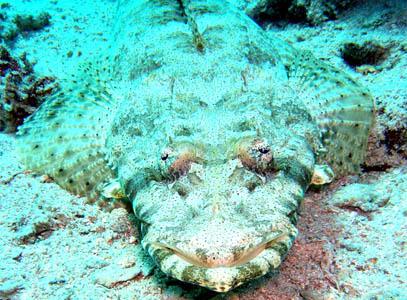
[17,0,374,292]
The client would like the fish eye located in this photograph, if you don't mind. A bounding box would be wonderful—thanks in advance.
[160,148,171,161]
[254,141,271,155]
[237,139,275,174]
[168,153,195,178]
[159,146,201,180]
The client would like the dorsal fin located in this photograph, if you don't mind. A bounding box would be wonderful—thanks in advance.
[286,49,374,175]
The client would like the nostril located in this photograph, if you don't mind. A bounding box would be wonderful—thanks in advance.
[245,177,262,192]
[245,181,258,192]
[177,188,187,197]
[172,182,189,197]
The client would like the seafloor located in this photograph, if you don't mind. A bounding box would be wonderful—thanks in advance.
[0,0,406,299]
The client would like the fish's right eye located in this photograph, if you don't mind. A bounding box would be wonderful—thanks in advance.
[237,139,276,175]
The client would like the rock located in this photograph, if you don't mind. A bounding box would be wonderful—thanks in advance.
[300,289,338,300]
[118,255,136,268]
[0,10,51,42]
[109,208,131,234]
[236,0,357,26]
[332,168,407,298]
[92,265,143,288]
[340,41,390,67]
[13,12,51,33]
[0,280,23,298]
[330,168,406,213]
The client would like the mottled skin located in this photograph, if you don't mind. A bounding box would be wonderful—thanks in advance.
[106,0,322,292]
[18,0,373,293]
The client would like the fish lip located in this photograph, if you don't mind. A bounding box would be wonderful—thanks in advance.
[147,232,290,292]
[149,231,288,269]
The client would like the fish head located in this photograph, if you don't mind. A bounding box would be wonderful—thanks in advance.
[128,126,316,292]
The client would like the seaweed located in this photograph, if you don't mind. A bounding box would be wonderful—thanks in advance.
[0,46,58,133]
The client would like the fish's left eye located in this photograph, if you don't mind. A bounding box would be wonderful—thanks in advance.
[159,146,201,180]
[167,153,195,179]
[160,148,171,161]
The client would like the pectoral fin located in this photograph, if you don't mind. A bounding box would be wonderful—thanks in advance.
[311,164,334,186]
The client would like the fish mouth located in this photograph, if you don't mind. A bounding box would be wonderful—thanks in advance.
[147,232,291,292]
[151,231,288,268]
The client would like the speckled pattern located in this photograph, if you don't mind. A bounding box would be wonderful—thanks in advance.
[16,0,374,292]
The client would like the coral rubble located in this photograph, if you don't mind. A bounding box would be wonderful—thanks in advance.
[0,46,57,133]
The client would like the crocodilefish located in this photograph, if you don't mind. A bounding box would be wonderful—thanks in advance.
[17,0,374,292]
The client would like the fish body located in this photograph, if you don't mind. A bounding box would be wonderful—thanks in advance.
[17,0,374,292]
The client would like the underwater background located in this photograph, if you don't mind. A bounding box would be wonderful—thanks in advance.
[0,0,406,299]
